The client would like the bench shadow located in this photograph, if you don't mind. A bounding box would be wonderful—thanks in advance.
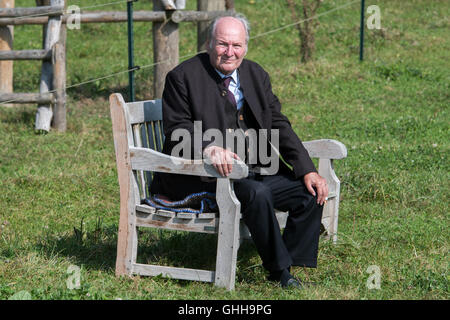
[37,225,260,280]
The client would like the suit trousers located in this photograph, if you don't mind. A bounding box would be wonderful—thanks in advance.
[233,172,323,272]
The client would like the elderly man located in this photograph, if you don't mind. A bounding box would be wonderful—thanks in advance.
[151,15,328,288]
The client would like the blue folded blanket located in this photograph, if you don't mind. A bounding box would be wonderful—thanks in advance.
[143,192,218,214]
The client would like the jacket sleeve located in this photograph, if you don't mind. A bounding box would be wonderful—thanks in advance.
[262,71,317,179]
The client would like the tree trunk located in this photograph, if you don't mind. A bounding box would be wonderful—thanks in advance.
[286,0,322,63]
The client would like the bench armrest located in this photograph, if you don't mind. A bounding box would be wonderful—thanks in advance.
[129,146,249,179]
[303,139,347,159]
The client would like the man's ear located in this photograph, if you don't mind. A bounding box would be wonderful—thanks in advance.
[206,38,215,52]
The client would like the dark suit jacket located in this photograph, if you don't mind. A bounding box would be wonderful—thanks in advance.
[150,53,316,200]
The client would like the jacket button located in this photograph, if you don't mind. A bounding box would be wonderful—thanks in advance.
[221,90,227,97]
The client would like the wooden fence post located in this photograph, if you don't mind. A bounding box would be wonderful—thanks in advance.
[35,0,63,132]
[0,0,14,104]
[52,41,66,132]
[197,0,225,52]
[153,0,179,99]
[52,0,66,131]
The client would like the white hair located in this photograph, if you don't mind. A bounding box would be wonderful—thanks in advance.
[207,14,250,50]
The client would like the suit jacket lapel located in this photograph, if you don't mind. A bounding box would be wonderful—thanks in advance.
[238,62,265,129]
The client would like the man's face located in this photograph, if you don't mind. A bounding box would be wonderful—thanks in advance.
[208,17,247,75]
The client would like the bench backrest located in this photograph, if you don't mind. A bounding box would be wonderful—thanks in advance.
[124,99,164,198]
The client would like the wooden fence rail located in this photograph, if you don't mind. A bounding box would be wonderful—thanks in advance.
[0,10,234,26]
[0,5,63,17]
[0,49,52,60]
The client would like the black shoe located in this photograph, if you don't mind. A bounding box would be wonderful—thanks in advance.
[282,277,302,289]
[267,266,292,281]
[268,268,302,289]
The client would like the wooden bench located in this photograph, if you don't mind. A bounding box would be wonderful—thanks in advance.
[109,93,347,290]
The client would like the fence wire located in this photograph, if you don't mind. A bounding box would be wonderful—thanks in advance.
[0,0,361,105]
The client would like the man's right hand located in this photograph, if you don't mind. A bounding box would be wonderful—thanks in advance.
[203,146,241,177]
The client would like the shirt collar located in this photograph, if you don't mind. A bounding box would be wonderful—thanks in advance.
[215,68,238,84]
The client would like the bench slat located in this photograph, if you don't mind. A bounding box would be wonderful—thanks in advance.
[132,263,215,282]
[127,100,163,124]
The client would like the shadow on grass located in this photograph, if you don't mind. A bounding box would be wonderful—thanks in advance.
[137,229,259,274]
[0,106,36,126]
[36,225,260,279]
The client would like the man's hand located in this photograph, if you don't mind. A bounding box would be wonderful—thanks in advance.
[303,172,328,206]
[203,146,241,177]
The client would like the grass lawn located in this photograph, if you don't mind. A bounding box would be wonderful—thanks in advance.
[0,0,448,300]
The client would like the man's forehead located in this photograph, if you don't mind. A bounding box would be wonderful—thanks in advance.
[215,17,246,36]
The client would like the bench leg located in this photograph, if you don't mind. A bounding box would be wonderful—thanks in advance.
[214,178,241,291]
[115,173,139,276]
[318,158,340,243]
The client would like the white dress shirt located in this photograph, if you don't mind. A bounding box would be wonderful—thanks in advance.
[215,69,244,110]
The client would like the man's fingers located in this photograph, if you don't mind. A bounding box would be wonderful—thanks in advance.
[317,187,326,205]
[317,184,329,205]
[207,148,240,177]
[305,182,316,197]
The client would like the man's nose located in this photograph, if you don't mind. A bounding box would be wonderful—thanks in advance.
[225,45,234,56]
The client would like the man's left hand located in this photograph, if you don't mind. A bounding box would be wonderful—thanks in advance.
[303,172,328,206]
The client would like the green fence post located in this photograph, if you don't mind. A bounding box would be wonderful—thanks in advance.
[359,0,365,61]
[127,0,136,101]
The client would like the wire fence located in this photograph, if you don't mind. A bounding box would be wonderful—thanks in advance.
[0,0,362,104]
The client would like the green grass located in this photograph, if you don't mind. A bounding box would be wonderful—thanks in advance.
[0,0,448,300]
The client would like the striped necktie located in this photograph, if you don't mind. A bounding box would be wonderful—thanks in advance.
[223,76,237,107]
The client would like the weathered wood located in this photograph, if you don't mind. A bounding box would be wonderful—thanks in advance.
[176,212,196,219]
[136,203,156,214]
[318,158,340,243]
[127,99,162,124]
[0,0,14,100]
[132,264,215,282]
[0,10,241,26]
[110,93,140,276]
[135,211,218,234]
[67,10,166,24]
[303,139,348,159]
[0,5,63,17]
[52,0,66,132]
[129,146,249,179]
[0,92,53,103]
[172,10,234,23]
[35,0,63,132]
[132,124,148,199]
[0,49,52,60]
[197,0,225,51]
[153,0,179,98]
[214,178,241,291]
[155,209,175,218]
[0,11,165,25]
[52,42,66,132]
